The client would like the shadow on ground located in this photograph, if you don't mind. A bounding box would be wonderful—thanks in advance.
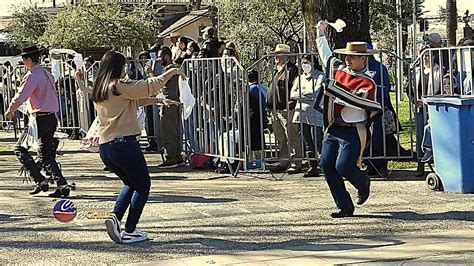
[68,193,238,204]
[0,236,405,255]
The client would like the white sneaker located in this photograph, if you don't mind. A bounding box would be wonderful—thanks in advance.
[105,214,122,244]
[121,230,149,244]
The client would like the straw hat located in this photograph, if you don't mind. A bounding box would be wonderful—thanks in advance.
[272,44,291,54]
[169,31,180,38]
[333,42,377,56]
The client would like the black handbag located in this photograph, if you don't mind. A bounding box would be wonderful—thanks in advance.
[383,109,397,135]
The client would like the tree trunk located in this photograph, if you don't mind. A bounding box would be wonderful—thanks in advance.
[300,0,319,52]
[446,0,457,46]
[301,0,370,51]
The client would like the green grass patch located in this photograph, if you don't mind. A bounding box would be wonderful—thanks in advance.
[389,161,418,169]
[387,92,418,170]
[0,145,11,152]
[390,92,416,151]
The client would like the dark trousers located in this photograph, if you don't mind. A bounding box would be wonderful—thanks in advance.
[422,124,432,149]
[320,125,370,210]
[302,124,323,155]
[160,105,182,162]
[145,105,158,147]
[14,114,66,186]
[414,108,427,159]
[100,136,150,233]
[0,93,4,118]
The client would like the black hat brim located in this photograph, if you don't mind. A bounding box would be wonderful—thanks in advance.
[20,48,44,56]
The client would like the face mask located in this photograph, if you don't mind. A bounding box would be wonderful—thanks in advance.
[301,63,312,74]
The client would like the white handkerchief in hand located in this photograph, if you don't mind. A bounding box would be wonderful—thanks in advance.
[73,54,84,70]
[179,77,195,120]
[327,19,346,33]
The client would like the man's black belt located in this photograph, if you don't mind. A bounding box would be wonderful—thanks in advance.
[102,135,139,145]
[333,121,356,127]
[35,112,55,117]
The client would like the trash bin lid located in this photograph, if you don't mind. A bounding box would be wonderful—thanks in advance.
[423,95,474,106]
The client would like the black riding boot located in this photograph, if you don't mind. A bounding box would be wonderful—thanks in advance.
[14,146,49,194]
[303,152,321,177]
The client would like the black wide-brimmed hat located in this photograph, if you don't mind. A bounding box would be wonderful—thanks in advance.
[20,45,44,56]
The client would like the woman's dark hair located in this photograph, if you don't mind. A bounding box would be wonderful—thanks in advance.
[188,41,200,54]
[178,36,189,46]
[224,48,236,57]
[92,51,126,103]
[84,56,95,64]
[248,70,259,83]
[160,47,173,58]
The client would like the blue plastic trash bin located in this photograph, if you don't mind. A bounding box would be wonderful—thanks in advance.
[424,96,474,193]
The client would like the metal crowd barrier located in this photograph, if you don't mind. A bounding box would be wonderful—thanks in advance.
[0,64,23,136]
[181,51,416,176]
[0,58,95,139]
[6,47,460,172]
[181,57,250,174]
[365,49,415,161]
[409,45,474,160]
[413,46,474,99]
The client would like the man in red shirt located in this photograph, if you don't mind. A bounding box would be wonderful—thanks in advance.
[5,45,71,197]
[316,21,381,218]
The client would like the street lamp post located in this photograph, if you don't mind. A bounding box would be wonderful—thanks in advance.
[396,0,404,101]
[412,0,417,60]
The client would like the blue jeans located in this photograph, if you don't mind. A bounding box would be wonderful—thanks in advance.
[320,125,370,210]
[422,124,432,149]
[99,136,151,233]
[184,110,198,152]
[414,108,427,159]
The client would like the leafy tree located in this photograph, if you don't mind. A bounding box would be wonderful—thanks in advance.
[217,0,303,65]
[302,0,425,51]
[5,6,49,47]
[301,0,370,50]
[40,4,161,51]
[370,0,425,50]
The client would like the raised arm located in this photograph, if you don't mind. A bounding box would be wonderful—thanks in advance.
[75,70,93,94]
[138,97,180,107]
[315,21,333,70]
[119,68,187,100]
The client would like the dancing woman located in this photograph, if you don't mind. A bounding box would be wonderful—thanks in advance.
[76,51,185,244]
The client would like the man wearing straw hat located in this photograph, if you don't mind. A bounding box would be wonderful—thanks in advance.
[266,43,302,174]
[5,45,71,197]
[315,21,382,218]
